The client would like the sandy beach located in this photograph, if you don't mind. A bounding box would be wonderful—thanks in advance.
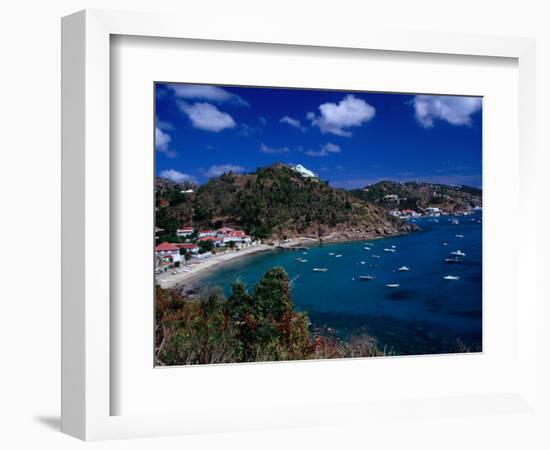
[156,243,275,290]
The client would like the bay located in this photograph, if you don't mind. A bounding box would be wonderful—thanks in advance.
[197,211,483,356]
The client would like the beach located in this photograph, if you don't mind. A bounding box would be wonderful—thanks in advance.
[156,243,275,290]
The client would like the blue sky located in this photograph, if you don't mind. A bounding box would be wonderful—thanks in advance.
[155,83,482,188]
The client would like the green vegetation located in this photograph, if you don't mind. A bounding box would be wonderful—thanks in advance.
[349,180,482,213]
[155,267,384,365]
[155,164,414,241]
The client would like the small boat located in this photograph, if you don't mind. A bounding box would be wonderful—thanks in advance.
[296,258,308,263]
[450,250,466,257]
[397,266,410,272]
[386,283,400,288]
[445,257,463,263]
[363,247,371,251]
[313,268,328,272]
[383,248,396,253]
[328,252,335,256]
[455,234,464,238]
[444,275,460,280]
[451,219,460,225]
[360,261,366,265]
[372,255,381,259]
[442,242,449,246]
[335,254,343,258]
[391,245,397,249]
[364,243,374,247]
[302,252,308,255]
[359,275,375,281]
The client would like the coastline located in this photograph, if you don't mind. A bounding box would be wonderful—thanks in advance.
[156,243,275,290]
[158,228,419,292]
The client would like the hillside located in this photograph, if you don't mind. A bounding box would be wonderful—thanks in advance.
[349,180,482,213]
[156,164,417,242]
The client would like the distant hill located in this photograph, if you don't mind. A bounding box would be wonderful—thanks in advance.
[155,164,417,242]
[349,180,482,213]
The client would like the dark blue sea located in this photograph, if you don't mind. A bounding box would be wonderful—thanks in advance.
[198,211,482,355]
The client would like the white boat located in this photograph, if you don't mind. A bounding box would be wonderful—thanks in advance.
[364,243,374,247]
[450,250,466,257]
[359,275,375,281]
[444,275,460,280]
[328,252,335,256]
[302,252,308,255]
[363,246,371,251]
[451,219,460,225]
[372,255,381,259]
[397,266,410,272]
[386,283,400,288]
[445,257,462,264]
[313,268,328,272]
[456,234,464,238]
[383,248,396,253]
[360,261,366,265]
[335,254,343,258]
[391,245,397,249]
[296,258,308,263]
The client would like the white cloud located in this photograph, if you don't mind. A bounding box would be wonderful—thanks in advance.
[205,164,245,178]
[169,84,248,106]
[305,142,341,157]
[259,116,267,125]
[239,123,261,137]
[155,127,172,152]
[179,102,236,132]
[156,117,174,130]
[307,95,375,137]
[259,143,290,154]
[159,169,197,184]
[412,95,482,128]
[280,116,305,131]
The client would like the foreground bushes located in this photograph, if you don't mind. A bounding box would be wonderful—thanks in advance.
[155,267,384,365]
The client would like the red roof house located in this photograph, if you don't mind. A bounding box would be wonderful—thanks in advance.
[155,242,179,252]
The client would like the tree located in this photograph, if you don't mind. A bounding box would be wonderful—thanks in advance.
[198,239,215,252]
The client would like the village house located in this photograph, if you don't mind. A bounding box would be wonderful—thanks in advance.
[216,227,236,237]
[401,208,420,218]
[197,236,224,247]
[175,243,199,255]
[222,230,252,245]
[176,226,194,238]
[426,207,441,215]
[155,242,182,269]
[198,229,217,238]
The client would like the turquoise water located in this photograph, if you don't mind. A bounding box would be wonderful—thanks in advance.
[197,211,482,355]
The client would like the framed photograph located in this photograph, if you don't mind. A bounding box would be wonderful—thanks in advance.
[62,9,537,440]
[153,82,483,366]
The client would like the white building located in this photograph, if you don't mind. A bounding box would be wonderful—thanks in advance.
[426,207,441,215]
[155,242,182,268]
[176,227,194,238]
[198,229,217,238]
[222,230,252,245]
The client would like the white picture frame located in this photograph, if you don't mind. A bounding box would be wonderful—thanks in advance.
[61,9,537,441]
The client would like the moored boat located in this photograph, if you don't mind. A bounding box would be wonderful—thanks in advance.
[445,257,463,263]
[359,275,375,281]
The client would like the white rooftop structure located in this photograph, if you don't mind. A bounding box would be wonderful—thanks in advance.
[291,164,317,178]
